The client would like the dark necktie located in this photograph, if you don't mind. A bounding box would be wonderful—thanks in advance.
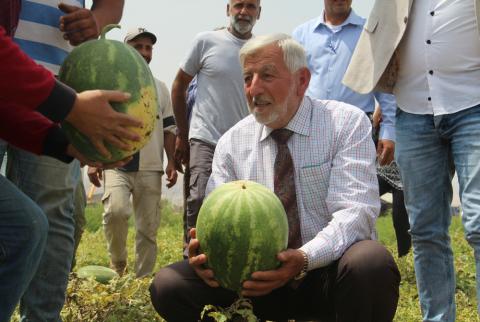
[270,129,302,249]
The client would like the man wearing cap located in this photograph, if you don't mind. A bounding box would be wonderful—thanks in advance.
[171,0,261,248]
[88,27,178,278]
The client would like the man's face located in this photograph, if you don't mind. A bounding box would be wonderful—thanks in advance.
[243,44,299,129]
[324,0,352,17]
[127,36,153,64]
[227,0,261,36]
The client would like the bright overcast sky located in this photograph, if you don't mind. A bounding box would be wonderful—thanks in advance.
[86,0,375,87]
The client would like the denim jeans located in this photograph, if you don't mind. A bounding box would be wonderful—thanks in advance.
[0,175,48,322]
[396,105,480,322]
[5,147,80,322]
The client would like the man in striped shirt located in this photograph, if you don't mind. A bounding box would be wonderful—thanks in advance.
[150,34,400,322]
[1,1,125,321]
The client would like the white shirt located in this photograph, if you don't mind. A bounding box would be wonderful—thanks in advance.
[395,0,480,115]
[206,97,379,270]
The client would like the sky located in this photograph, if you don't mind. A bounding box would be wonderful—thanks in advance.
[86,0,375,88]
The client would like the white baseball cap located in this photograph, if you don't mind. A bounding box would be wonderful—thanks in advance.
[124,27,157,44]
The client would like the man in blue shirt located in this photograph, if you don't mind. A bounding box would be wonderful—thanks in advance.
[292,0,396,165]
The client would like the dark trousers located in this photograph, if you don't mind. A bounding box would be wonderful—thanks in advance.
[378,176,411,257]
[184,139,215,246]
[150,240,400,322]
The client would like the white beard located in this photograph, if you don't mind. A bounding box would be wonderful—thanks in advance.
[230,15,255,35]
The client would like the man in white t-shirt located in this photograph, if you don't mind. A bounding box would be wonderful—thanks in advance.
[171,0,261,249]
[88,27,178,278]
[344,1,480,321]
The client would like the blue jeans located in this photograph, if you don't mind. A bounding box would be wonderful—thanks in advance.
[0,175,48,322]
[396,105,480,322]
[5,147,80,322]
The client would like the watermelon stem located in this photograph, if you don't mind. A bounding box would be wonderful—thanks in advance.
[101,24,121,39]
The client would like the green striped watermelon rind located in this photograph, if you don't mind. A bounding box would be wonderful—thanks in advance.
[58,25,158,163]
[77,265,118,284]
[196,180,289,293]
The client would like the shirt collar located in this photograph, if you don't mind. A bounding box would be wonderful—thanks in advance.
[259,96,312,142]
[315,9,364,31]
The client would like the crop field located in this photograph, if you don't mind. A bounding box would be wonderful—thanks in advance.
[11,201,479,321]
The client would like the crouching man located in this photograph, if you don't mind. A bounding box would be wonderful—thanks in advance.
[149,34,400,322]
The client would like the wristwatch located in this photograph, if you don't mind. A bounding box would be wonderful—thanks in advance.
[294,249,309,280]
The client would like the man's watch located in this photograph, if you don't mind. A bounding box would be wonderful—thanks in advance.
[294,249,309,280]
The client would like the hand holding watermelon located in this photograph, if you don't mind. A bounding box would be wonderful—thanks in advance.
[59,24,158,163]
[241,249,307,297]
[187,228,220,288]
[65,89,143,160]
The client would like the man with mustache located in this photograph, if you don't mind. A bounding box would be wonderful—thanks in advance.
[171,0,261,251]
[150,34,400,322]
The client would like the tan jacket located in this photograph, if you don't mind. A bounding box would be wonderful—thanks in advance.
[343,0,480,94]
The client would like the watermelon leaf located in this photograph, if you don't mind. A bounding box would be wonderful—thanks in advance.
[200,298,259,322]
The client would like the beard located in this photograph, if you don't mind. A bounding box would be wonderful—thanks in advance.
[230,15,256,35]
[249,90,292,127]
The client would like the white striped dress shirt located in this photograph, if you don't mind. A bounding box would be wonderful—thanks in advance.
[206,96,380,271]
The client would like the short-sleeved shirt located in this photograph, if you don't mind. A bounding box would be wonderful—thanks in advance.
[14,0,85,74]
[181,29,250,145]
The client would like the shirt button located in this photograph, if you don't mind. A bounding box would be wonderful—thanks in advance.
[430,11,435,16]
[404,16,408,24]
[428,97,432,101]
[429,70,434,75]
[426,39,431,44]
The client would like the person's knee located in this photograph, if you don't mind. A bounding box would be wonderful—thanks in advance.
[149,266,181,316]
[102,194,130,223]
[23,202,49,248]
[340,240,400,288]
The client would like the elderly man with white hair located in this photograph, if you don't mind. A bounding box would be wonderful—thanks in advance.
[150,34,400,322]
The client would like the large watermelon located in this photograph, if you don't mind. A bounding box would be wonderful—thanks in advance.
[59,24,157,163]
[196,180,289,293]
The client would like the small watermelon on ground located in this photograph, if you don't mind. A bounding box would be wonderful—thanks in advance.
[77,265,118,284]
[196,180,289,293]
[59,24,157,163]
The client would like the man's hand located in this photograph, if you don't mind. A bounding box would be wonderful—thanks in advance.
[87,166,103,187]
[188,228,219,288]
[66,144,132,169]
[241,249,305,297]
[174,135,190,167]
[59,3,99,46]
[165,160,178,188]
[377,139,395,166]
[65,90,143,160]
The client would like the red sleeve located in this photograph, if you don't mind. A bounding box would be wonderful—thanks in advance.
[0,103,53,155]
[0,26,77,122]
[0,103,72,162]
[0,26,55,108]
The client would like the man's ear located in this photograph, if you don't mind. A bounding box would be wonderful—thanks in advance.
[226,4,231,17]
[257,6,262,20]
[296,67,311,97]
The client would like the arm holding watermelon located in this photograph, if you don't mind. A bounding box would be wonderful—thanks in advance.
[0,26,139,166]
